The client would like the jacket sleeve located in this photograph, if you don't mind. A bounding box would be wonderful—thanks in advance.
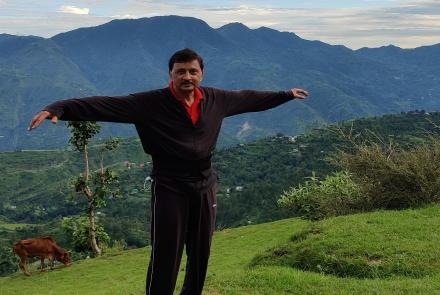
[220,89,295,117]
[42,93,148,124]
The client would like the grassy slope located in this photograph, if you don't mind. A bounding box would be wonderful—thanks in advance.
[2,205,440,294]
[0,222,32,231]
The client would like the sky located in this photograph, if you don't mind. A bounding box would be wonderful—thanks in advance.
[1,0,440,49]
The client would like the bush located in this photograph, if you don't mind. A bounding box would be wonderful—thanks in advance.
[62,216,110,253]
[339,139,440,209]
[0,246,18,276]
[278,171,363,220]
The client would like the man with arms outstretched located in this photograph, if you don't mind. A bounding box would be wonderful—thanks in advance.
[29,48,309,295]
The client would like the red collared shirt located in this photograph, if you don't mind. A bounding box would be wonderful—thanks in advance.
[169,81,203,125]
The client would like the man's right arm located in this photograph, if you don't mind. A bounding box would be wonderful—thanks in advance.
[28,94,147,131]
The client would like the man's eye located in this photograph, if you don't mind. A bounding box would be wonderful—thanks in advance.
[190,70,198,74]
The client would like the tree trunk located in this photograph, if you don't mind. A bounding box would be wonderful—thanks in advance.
[84,145,90,181]
[83,144,101,255]
[88,201,102,256]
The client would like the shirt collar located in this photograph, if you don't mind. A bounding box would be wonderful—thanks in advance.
[169,81,203,102]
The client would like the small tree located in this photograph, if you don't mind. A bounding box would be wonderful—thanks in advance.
[67,121,121,255]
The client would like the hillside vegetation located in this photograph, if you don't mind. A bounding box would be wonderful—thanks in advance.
[2,110,440,278]
[1,111,440,244]
[2,204,440,294]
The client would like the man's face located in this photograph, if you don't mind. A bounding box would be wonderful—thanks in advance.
[169,59,203,93]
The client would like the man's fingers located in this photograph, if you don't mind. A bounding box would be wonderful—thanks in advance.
[28,115,42,131]
[28,111,52,131]
[28,118,35,131]
[297,91,308,99]
[291,88,309,100]
[299,89,309,96]
[51,116,58,124]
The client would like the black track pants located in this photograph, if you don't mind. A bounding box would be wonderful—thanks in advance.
[146,175,217,295]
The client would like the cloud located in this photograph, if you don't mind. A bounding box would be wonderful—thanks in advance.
[110,14,137,19]
[190,1,440,48]
[58,5,90,15]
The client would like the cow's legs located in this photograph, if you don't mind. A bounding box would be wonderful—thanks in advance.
[40,256,46,271]
[18,257,26,273]
[20,257,31,276]
[48,255,55,270]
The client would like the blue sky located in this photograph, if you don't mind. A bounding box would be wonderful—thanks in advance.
[1,0,440,49]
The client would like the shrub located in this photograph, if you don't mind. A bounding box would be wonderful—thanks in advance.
[278,171,363,220]
[339,139,440,209]
[62,216,110,254]
[0,246,18,276]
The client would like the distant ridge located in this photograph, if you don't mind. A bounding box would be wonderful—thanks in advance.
[1,15,440,151]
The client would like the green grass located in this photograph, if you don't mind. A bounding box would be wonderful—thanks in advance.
[251,205,440,279]
[0,222,33,231]
[2,205,440,294]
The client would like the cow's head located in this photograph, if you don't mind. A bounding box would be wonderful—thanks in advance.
[57,251,71,266]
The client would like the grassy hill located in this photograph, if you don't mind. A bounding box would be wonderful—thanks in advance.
[2,204,440,294]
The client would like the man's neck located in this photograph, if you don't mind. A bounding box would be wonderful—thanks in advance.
[172,84,195,106]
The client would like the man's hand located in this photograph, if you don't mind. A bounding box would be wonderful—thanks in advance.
[28,111,58,131]
[290,88,309,100]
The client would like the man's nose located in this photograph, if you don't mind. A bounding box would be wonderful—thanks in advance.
[182,71,191,79]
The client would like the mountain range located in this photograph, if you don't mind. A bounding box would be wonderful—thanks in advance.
[1,15,439,151]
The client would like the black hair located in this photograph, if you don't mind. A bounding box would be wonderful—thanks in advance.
[168,48,204,72]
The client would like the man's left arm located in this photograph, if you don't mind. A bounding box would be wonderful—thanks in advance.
[221,88,309,117]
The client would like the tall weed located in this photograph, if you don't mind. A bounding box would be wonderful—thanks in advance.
[339,138,440,209]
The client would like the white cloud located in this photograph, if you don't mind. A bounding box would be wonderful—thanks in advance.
[189,2,440,48]
[58,5,90,15]
[110,14,137,19]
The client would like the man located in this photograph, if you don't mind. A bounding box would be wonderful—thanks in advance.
[28,48,309,295]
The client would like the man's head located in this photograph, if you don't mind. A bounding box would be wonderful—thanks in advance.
[169,48,204,94]
[169,48,204,72]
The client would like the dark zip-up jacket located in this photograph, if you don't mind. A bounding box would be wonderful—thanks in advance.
[43,87,294,172]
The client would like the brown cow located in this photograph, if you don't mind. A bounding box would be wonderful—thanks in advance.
[13,236,71,276]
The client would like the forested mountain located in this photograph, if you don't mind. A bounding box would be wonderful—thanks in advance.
[1,16,440,151]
